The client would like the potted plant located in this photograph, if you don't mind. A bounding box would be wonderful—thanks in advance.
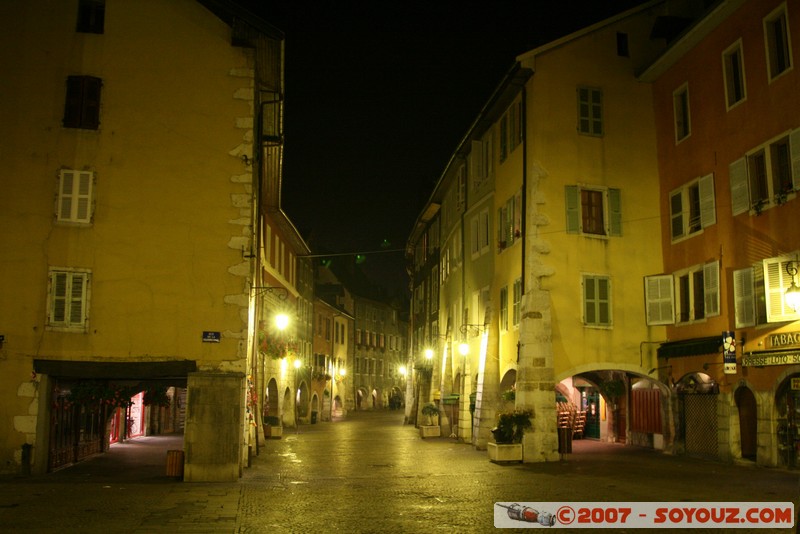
[419,403,441,438]
[263,415,282,439]
[488,409,532,463]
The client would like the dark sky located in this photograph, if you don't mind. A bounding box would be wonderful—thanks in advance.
[250,1,651,294]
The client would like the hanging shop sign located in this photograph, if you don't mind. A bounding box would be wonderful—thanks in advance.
[722,331,737,375]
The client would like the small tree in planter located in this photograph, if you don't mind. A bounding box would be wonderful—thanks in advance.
[491,410,532,444]
[488,409,532,463]
[419,403,441,438]
[263,415,282,439]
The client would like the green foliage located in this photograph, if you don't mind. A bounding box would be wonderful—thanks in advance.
[501,389,516,402]
[492,409,533,444]
[421,403,439,417]
[263,415,281,426]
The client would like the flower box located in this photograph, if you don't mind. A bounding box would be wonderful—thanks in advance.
[488,442,523,463]
[419,425,441,438]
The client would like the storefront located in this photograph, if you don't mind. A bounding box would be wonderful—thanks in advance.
[743,347,800,468]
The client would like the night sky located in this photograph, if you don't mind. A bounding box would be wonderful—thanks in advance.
[250,1,652,295]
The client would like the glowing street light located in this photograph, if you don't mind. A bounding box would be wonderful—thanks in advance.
[275,313,289,331]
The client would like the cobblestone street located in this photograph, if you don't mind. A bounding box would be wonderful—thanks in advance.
[0,411,797,533]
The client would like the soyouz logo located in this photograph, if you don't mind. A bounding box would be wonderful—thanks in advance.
[494,502,794,529]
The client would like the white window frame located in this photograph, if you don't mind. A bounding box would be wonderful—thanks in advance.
[512,278,522,328]
[47,267,91,331]
[764,3,793,82]
[673,261,720,325]
[582,274,612,327]
[499,286,508,332]
[57,169,94,224]
[722,39,747,109]
[673,83,691,143]
[729,128,800,215]
[669,174,716,242]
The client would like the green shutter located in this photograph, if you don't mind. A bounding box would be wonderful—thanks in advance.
[608,188,622,236]
[565,186,579,234]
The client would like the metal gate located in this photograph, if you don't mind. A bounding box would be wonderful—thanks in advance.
[49,387,106,471]
[683,393,718,457]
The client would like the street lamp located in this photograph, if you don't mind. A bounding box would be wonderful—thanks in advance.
[275,313,289,331]
[785,260,800,311]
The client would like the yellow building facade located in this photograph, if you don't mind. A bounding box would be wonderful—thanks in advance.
[0,0,286,480]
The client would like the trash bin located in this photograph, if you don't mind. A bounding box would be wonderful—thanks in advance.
[558,427,572,454]
[166,449,184,479]
[311,411,318,424]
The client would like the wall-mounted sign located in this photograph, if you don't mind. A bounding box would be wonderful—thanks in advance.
[202,331,221,343]
[722,331,737,374]
[743,351,800,367]
[769,331,800,349]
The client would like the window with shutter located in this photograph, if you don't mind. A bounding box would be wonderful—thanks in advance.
[730,129,800,215]
[704,261,720,317]
[583,275,611,327]
[644,275,674,325]
[670,175,715,241]
[57,170,94,223]
[48,268,90,331]
[565,185,621,237]
[733,267,755,328]
[763,256,800,323]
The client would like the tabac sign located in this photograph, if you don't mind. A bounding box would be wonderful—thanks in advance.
[769,331,800,349]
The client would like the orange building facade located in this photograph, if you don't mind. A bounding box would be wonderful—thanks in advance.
[642,0,800,467]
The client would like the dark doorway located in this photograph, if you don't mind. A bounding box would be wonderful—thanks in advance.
[735,386,757,460]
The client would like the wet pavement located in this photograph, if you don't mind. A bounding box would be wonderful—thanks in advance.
[0,411,797,533]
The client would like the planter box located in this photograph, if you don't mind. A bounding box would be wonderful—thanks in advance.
[264,426,282,439]
[419,425,441,438]
[488,442,522,463]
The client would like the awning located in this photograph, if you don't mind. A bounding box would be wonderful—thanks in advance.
[33,359,197,380]
[657,336,721,359]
